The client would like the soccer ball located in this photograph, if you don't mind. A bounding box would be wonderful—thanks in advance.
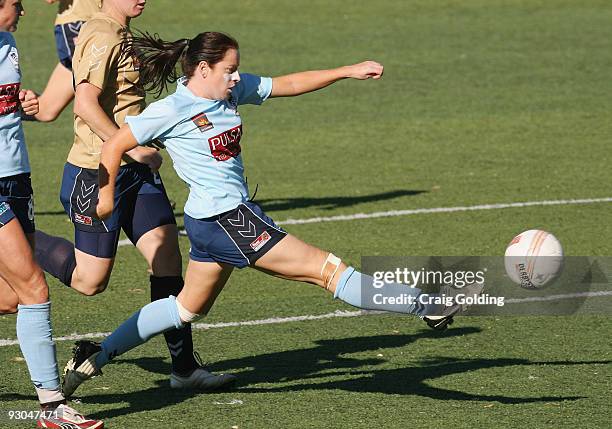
[504,229,564,289]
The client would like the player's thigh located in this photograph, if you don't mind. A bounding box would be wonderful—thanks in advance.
[71,230,119,294]
[178,260,233,316]
[254,234,331,285]
[135,223,182,276]
[73,249,115,286]
[125,168,181,275]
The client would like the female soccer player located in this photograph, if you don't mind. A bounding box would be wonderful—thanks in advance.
[36,0,101,122]
[34,0,235,390]
[0,0,103,426]
[62,31,483,397]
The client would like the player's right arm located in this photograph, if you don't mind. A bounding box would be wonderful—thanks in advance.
[97,100,175,220]
[97,124,139,219]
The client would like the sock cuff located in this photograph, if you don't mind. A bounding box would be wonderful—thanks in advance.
[17,301,51,312]
[36,387,64,405]
[166,296,184,330]
[334,267,356,299]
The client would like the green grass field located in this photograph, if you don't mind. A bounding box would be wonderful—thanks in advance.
[1,0,612,427]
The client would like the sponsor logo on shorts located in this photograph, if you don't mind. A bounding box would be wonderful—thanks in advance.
[192,112,214,132]
[250,231,271,251]
[0,202,10,216]
[74,213,93,226]
[209,125,242,161]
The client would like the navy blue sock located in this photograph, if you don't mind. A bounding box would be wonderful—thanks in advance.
[150,275,198,375]
[34,230,76,287]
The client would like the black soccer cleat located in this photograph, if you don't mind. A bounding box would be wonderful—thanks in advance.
[62,340,103,398]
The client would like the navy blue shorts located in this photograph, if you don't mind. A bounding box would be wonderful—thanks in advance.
[60,162,176,258]
[185,202,287,268]
[54,21,84,70]
[0,173,35,234]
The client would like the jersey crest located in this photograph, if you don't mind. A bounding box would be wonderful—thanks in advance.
[191,112,214,132]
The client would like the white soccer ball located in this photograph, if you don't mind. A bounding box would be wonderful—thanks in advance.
[504,229,564,289]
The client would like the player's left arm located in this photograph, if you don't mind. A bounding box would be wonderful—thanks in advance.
[270,61,383,98]
[97,124,139,220]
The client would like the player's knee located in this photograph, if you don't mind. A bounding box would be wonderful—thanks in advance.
[74,278,109,296]
[0,300,18,314]
[176,298,204,324]
[80,282,109,296]
[15,268,49,303]
[320,252,343,290]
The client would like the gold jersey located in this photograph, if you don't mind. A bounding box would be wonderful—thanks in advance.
[68,13,145,169]
[55,0,102,26]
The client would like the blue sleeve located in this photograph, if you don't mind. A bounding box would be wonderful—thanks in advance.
[232,74,272,106]
[125,100,175,146]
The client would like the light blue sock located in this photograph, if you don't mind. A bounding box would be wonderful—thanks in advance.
[334,267,441,316]
[16,302,61,391]
[96,296,183,368]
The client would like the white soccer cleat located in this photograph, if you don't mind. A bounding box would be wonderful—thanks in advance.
[37,403,103,428]
[170,367,237,390]
[62,341,103,398]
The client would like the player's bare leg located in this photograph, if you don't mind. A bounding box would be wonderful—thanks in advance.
[254,234,347,293]
[70,250,115,296]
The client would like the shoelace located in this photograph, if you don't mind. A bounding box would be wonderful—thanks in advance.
[193,351,211,369]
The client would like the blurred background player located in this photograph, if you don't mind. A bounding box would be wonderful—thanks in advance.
[61,31,484,397]
[33,0,235,390]
[36,0,101,122]
[0,0,103,426]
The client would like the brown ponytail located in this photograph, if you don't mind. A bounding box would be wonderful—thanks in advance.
[125,30,239,97]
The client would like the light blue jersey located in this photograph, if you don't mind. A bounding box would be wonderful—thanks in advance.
[0,32,29,178]
[126,74,272,219]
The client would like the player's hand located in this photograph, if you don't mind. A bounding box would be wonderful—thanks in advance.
[344,61,384,80]
[127,146,163,172]
[19,90,39,116]
[96,196,113,220]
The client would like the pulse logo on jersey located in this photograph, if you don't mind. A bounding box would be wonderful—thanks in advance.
[208,125,242,161]
[0,83,20,115]
[191,112,214,132]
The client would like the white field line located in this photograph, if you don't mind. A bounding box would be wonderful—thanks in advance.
[117,197,612,246]
[1,291,611,347]
[504,290,612,304]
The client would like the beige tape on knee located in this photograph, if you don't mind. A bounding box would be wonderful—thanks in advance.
[321,253,342,290]
[176,298,203,323]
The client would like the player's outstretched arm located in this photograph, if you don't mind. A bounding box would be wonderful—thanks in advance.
[270,61,383,98]
[97,125,139,220]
